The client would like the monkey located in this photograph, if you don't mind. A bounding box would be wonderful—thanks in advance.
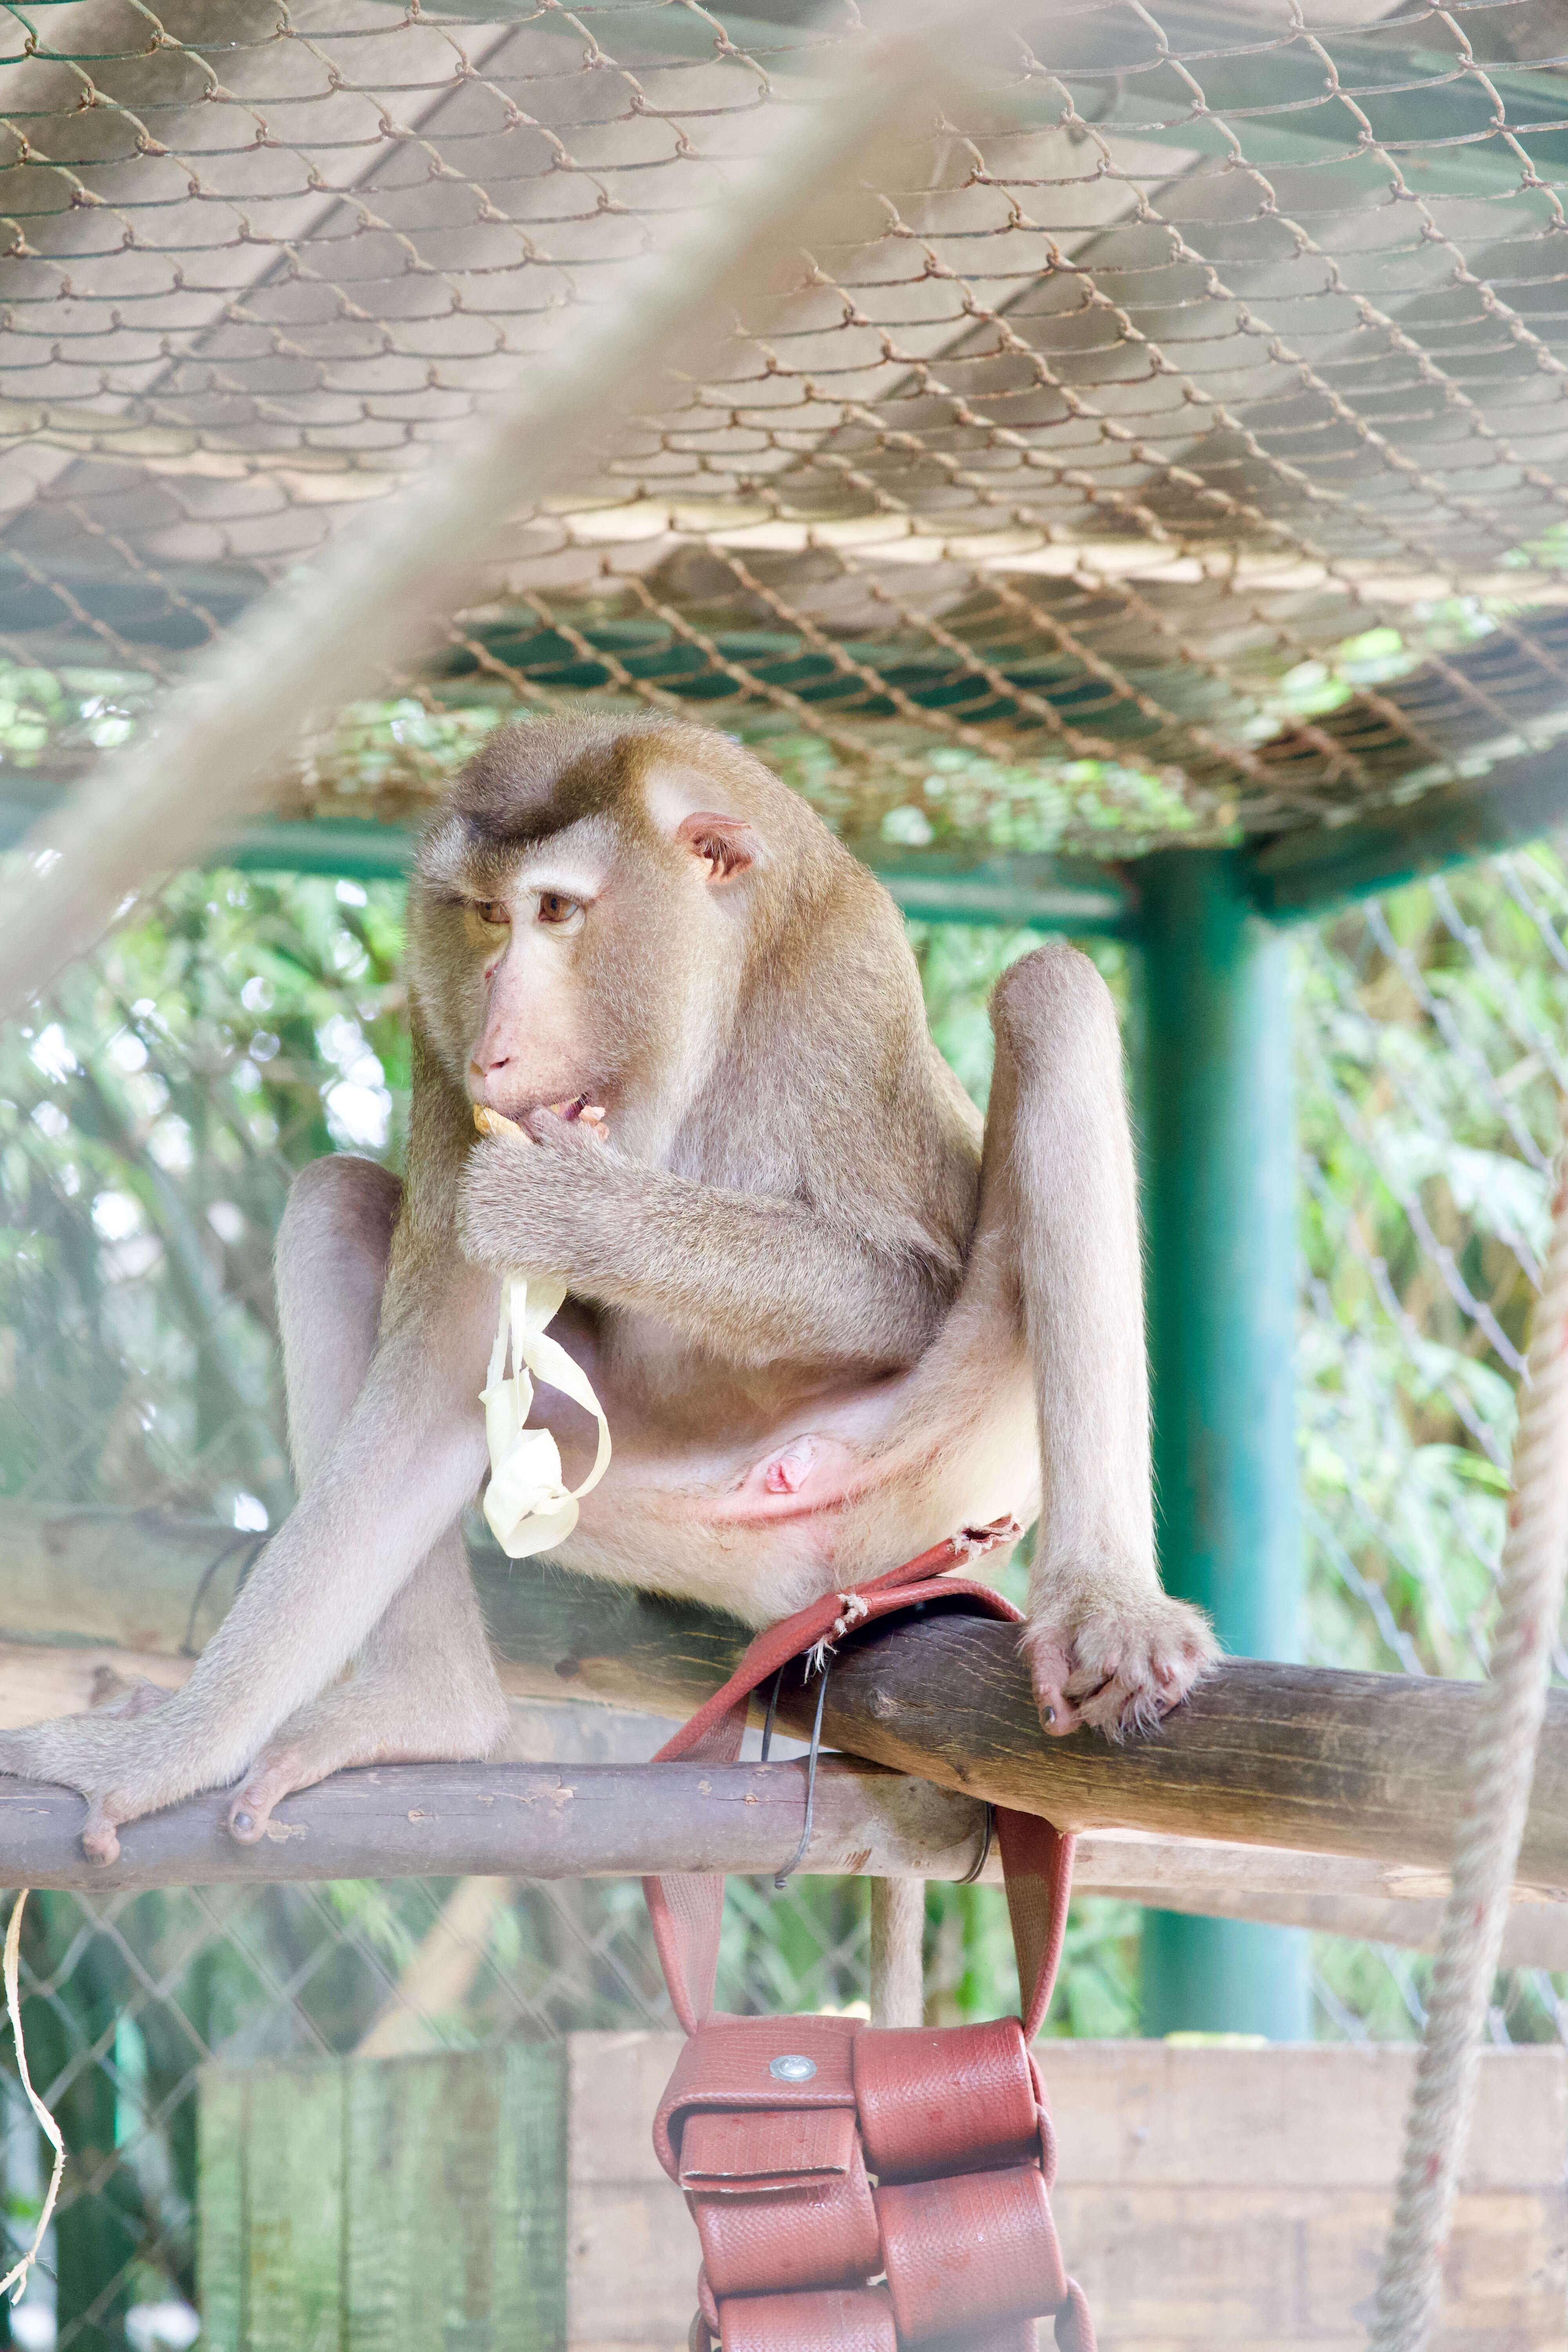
[0,712,1216,1860]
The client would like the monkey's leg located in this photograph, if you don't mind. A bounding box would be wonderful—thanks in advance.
[0,1160,499,1858]
[983,944,1217,1738]
[276,1151,403,1492]
[221,1154,508,1842]
[224,1534,508,1841]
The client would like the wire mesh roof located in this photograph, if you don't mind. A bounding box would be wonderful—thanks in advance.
[7,0,1568,859]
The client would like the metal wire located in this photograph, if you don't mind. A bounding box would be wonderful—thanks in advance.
[9,1,1568,869]
[772,1659,833,1891]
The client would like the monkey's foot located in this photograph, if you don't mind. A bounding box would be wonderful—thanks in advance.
[226,1681,510,1845]
[1022,1590,1217,1741]
[0,1710,207,1864]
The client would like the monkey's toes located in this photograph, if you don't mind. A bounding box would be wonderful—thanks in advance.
[1024,1596,1217,1742]
[1018,1629,1077,1737]
[1069,1603,1218,1740]
[80,1800,124,1866]
[227,1748,307,1843]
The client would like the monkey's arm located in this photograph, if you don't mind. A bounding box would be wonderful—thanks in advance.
[458,1122,956,1369]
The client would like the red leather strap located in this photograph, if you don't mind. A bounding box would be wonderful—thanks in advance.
[643,1519,1074,2038]
[876,2162,1067,2340]
[853,2018,1040,2182]
[708,2284,898,2351]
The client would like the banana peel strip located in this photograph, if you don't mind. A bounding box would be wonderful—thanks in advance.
[473,1107,611,1559]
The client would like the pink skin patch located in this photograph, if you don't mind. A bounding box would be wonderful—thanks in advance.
[703,1434,866,1527]
[763,1446,812,1495]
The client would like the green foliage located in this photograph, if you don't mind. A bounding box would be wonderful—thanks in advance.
[0,869,406,1524]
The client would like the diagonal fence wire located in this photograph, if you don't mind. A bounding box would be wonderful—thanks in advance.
[0,1,1003,1021]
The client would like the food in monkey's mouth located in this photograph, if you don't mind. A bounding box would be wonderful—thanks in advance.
[550,1094,607,1134]
[475,1096,607,1140]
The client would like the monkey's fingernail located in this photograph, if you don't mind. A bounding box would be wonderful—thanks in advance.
[1041,1705,1055,1724]
[231,1809,254,1834]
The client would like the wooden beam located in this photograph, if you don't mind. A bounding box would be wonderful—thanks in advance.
[5,1606,1564,1958]
[463,1535,1568,1895]
[0,1757,988,1892]
[5,1509,1568,1899]
[2,1704,1565,1962]
[784,1614,1568,1895]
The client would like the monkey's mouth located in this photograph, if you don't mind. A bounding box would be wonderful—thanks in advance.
[546,1091,608,1134]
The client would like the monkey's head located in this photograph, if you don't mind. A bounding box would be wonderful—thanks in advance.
[409,714,831,1154]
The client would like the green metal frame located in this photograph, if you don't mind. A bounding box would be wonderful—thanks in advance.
[14,733,1567,926]
[1135,855,1308,2040]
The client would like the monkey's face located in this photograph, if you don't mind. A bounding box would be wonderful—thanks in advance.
[411,737,764,1152]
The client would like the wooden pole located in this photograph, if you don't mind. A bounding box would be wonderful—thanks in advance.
[0,1759,986,1892]
[7,1510,1568,1890]
[791,1617,1568,1892]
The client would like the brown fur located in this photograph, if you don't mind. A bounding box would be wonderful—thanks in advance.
[0,713,1215,1858]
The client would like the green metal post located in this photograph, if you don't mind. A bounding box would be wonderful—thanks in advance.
[1134,850,1309,2041]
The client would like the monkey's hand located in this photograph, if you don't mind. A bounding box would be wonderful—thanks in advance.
[457,1110,629,1282]
[1020,1583,1218,1741]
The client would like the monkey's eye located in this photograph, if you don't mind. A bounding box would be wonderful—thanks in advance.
[472,900,508,929]
[536,891,584,929]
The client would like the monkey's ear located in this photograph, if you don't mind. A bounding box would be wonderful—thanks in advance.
[676,811,758,884]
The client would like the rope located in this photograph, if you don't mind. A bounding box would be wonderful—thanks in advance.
[1368,1145,1568,2349]
[0,1893,65,2308]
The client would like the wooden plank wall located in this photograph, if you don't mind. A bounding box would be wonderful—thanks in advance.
[567,2037,1568,2352]
[200,2043,567,2352]
[198,2034,1567,2349]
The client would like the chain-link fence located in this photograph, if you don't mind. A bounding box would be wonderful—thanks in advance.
[5,0,1568,846]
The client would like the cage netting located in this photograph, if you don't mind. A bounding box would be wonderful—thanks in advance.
[7,2,1568,2345]
[7,0,1568,854]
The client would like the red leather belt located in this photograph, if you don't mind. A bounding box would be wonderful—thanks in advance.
[642,1523,1096,2352]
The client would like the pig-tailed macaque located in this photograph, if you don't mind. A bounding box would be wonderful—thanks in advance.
[0,715,1216,1858]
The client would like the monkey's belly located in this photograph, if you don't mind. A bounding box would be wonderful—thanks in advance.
[550,1361,1039,1628]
